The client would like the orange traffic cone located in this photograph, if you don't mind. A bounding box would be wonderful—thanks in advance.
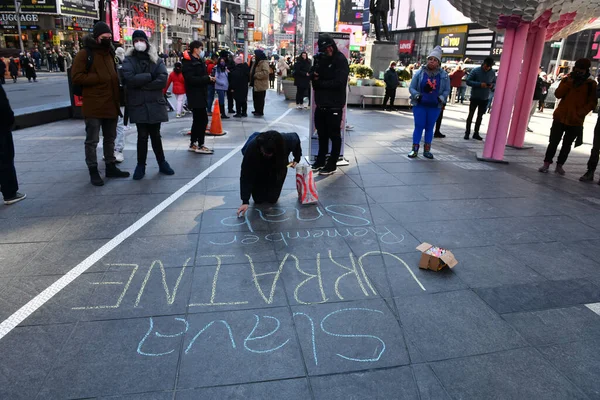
[205,100,227,136]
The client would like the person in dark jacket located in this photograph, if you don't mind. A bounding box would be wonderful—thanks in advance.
[24,53,37,83]
[0,85,26,205]
[9,57,18,83]
[383,61,399,111]
[0,58,6,84]
[230,54,250,118]
[121,30,174,180]
[294,51,311,109]
[237,131,299,217]
[579,81,600,183]
[527,67,544,132]
[465,57,496,140]
[310,33,350,176]
[72,21,129,186]
[182,40,216,154]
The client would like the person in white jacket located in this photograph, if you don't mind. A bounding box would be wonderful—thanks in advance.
[276,56,290,95]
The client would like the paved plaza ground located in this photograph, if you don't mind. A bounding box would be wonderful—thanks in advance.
[1,89,600,399]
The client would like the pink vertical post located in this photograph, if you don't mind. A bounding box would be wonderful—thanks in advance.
[482,27,515,159]
[506,30,537,146]
[491,23,530,160]
[510,27,547,148]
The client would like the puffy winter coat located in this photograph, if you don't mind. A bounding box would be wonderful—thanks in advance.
[214,67,229,90]
[293,59,311,88]
[121,45,168,124]
[164,70,186,95]
[250,60,270,92]
[229,63,250,101]
[71,35,121,119]
[182,50,211,109]
[553,75,598,127]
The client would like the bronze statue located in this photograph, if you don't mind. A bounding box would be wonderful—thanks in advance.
[370,0,395,42]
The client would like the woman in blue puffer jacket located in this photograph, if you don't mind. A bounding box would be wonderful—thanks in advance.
[408,46,450,159]
[214,57,230,119]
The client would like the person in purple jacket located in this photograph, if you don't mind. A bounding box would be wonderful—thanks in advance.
[214,57,230,119]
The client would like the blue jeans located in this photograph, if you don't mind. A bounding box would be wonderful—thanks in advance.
[457,86,466,102]
[216,89,226,114]
[207,84,215,112]
[413,105,441,145]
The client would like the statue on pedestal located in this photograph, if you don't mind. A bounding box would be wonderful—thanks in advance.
[370,0,395,42]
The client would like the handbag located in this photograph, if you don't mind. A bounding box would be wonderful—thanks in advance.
[296,164,319,205]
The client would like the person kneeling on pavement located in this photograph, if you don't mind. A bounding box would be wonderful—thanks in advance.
[237,131,302,217]
[121,30,174,180]
[538,58,598,176]
[71,21,130,186]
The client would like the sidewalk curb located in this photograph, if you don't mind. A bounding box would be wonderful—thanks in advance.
[13,102,72,130]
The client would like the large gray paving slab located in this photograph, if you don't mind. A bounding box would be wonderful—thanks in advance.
[175,378,311,400]
[539,338,600,399]
[0,216,68,244]
[0,242,43,277]
[195,231,279,266]
[474,278,600,314]
[176,307,305,389]
[525,215,600,241]
[54,213,141,241]
[411,364,452,400]
[381,199,508,224]
[500,241,600,281]
[395,290,527,362]
[135,210,202,237]
[0,324,74,400]
[37,317,182,399]
[310,366,419,399]
[431,348,589,400]
[291,299,410,376]
[450,245,546,288]
[503,306,600,346]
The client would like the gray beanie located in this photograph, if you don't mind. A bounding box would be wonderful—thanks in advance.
[428,46,443,63]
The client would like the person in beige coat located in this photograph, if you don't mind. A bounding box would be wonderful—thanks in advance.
[250,49,270,116]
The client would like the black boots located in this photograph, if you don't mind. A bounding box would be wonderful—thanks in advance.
[105,163,130,178]
[89,167,104,186]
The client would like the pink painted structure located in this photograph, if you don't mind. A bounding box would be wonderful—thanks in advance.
[447,0,600,162]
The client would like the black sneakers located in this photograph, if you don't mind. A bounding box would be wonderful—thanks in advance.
[89,167,104,186]
[472,134,483,141]
[311,163,325,171]
[105,163,130,178]
[4,192,26,205]
[319,166,337,176]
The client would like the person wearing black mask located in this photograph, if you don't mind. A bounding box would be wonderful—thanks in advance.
[72,21,129,186]
[182,40,216,154]
[310,33,349,175]
[539,58,598,175]
[121,30,174,180]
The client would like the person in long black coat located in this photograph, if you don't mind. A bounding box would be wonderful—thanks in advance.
[0,59,6,84]
[229,54,250,118]
[23,54,37,82]
[293,52,311,108]
[0,84,26,204]
[121,30,174,180]
[182,40,215,154]
[9,58,18,83]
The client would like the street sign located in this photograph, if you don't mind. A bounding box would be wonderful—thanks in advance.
[248,21,254,28]
[551,42,561,48]
[186,0,200,15]
[274,33,294,41]
[238,13,254,20]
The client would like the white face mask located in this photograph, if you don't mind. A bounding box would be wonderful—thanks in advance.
[134,41,147,52]
[199,50,205,59]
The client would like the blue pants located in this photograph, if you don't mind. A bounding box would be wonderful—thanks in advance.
[207,84,215,112]
[216,89,226,113]
[412,105,441,145]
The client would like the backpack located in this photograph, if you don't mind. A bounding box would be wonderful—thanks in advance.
[72,47,93,97]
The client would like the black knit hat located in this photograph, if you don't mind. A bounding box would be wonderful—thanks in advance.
[132,30,148,43]
[93,21,112,39]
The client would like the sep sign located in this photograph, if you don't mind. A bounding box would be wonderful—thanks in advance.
[186,0,200,14]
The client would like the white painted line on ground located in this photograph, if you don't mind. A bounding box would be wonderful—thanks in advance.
[585,303,600,316]
[0,108,294,341]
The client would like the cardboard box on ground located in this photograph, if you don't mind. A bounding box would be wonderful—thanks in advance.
[416,242,458,271]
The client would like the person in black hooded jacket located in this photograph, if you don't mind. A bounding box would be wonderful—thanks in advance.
[230,54,250,118]
[310,33,349,176]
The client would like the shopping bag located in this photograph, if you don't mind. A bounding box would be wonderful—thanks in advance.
[296,164,319,205]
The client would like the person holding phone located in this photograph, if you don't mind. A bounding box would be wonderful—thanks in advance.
[465,57,495,140]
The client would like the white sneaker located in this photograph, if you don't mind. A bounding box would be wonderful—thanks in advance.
[195,146,214,154]
[114,151,124,163]
[296,105,302,109]
[346,124,354,131]
[176,113,181,118]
